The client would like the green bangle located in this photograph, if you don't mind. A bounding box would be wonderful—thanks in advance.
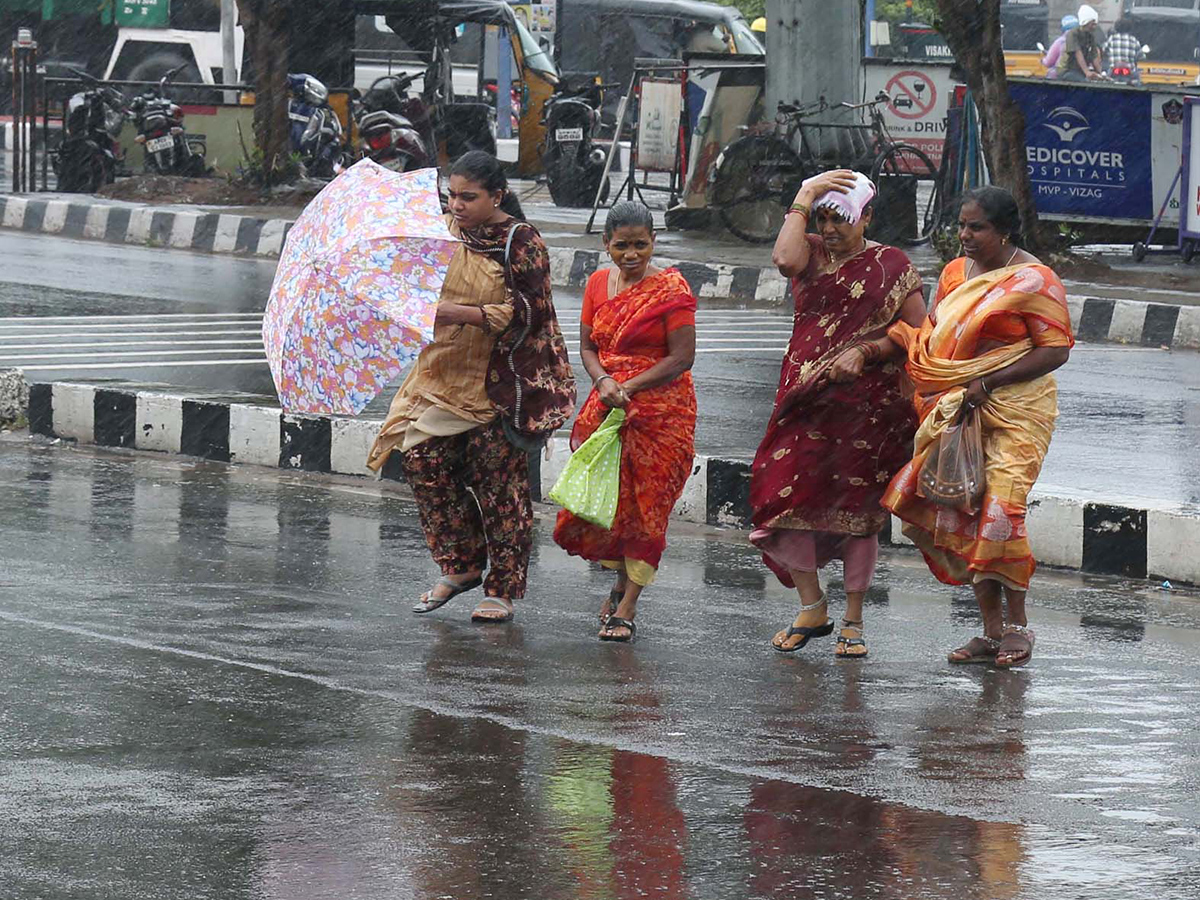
[789,202,811,217]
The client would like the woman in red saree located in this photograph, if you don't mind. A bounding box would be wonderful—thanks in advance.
[883,187,1073,668]
[751,170,926,657]
[554,202,697,642]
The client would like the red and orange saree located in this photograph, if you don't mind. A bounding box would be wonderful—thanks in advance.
[553,268,697,585]
[883,259,1074,591]
[750,237,921,587]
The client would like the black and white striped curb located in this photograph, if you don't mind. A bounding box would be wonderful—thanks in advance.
[21,378,1199,587]
[4,192,1200,337]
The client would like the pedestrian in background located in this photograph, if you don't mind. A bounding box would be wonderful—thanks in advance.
[883,186,1073,668]
[368,151,575,624]
[1041,14,1079,79]
[1058,4,1104,81]
[750,170,925,658]
[553,201,697,643]
[1103,18,1146,78]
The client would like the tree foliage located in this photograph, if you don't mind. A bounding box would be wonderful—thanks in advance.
[874,0,939,24]
[714,0,764,24]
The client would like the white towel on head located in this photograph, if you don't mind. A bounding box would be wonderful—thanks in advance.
[802,171,877,225]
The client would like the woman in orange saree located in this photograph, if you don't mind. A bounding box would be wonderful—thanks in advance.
[553,202,697,642]
[883,187,1073,668]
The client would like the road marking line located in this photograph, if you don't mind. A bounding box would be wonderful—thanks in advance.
[0,322,265,332]
[0,312,264,323]
[0,330,264,341]
[0,348,270,361]
[0,339,264,350]
[9,359,270,371]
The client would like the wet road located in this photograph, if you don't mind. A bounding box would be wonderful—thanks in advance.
[2,438,1199,899]
[2,231,1200,509]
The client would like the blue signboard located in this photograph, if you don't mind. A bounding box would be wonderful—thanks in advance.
[1010,83,1153,221]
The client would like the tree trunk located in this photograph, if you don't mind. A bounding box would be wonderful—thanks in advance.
[935,0,1041,248]
[236,0,292,184]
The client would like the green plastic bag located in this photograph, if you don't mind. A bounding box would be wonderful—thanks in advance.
[549,408,625,530]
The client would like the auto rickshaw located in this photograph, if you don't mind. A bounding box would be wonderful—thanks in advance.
[357,0,559,175]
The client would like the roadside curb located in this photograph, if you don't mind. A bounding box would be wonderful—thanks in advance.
[19,376,1200,587]
[2,192,1200,343]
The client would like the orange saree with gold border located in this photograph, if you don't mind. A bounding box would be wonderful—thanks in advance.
[883,261,1074,591]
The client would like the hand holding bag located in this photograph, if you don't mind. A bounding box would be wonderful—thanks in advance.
[548,408,625,529]
[916,403,986,514]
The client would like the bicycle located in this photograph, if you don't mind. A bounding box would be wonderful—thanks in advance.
[708,92,944,245]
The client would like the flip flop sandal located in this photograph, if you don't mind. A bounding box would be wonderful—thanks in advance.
[834,620,868,658]
[995,625,1035,669]
[413,575,483,614]
[772,619,834,653]
[470,598,514,624]
[599,588,623,623]
[947,635,1001,664]
[599,616,636,643]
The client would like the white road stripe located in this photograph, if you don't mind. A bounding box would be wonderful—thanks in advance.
[0,330,263,341]
[0,339,264,350]
[0,348,269,361]
[0,321,264,331]
[0,312,264,323]
[13,359,270,371]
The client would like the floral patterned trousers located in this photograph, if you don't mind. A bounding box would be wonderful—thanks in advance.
[400,419,533,601]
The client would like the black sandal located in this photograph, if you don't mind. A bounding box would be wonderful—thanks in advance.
[413,575,483,614]
[771,595,833,653]
[834,619,868,658]
[599,588,623,623]
[599,616,636,643]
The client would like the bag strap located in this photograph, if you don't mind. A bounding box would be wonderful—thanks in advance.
[503,221,530,278]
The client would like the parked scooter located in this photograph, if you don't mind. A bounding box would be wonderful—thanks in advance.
[128,65,207,176]
[540,74,611,208]
[355,73,435,173]
[52,69,127,193]
[288,73,350,179]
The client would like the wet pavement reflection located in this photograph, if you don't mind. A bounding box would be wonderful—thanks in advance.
[3,440,1200,898]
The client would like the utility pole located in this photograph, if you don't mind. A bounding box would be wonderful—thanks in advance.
[221,0,237,104]
[765,0,862,119]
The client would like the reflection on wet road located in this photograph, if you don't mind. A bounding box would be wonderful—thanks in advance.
[2,441,1199,898]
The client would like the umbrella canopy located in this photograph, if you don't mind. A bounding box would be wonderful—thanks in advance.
[263,160,458,416]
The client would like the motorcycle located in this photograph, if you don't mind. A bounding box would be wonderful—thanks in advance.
[129,65,208,177]
[355,73,435,173]
[1108,44,1151,85]
[52,69,127,193]
[540,74,611,208]
[288,73,350,180]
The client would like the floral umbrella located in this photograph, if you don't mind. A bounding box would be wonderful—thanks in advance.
[263,160,458,416]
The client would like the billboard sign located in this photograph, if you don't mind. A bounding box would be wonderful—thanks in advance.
[1011,82,1154,221]
[116,0,169,29]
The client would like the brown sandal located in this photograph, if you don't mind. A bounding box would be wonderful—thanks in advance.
[995,625,1035,668]
[948,635,1000,664]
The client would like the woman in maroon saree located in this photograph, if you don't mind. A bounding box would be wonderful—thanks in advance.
[751,170,926,657]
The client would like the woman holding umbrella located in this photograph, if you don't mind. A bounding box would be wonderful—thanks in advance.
[368,151,576,623]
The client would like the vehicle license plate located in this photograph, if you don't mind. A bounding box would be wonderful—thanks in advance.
[145,136,174,153]
[555,127,583,143]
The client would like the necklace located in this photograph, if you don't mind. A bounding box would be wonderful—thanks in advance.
[825,239,869,274]
[966,245,1019,279]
